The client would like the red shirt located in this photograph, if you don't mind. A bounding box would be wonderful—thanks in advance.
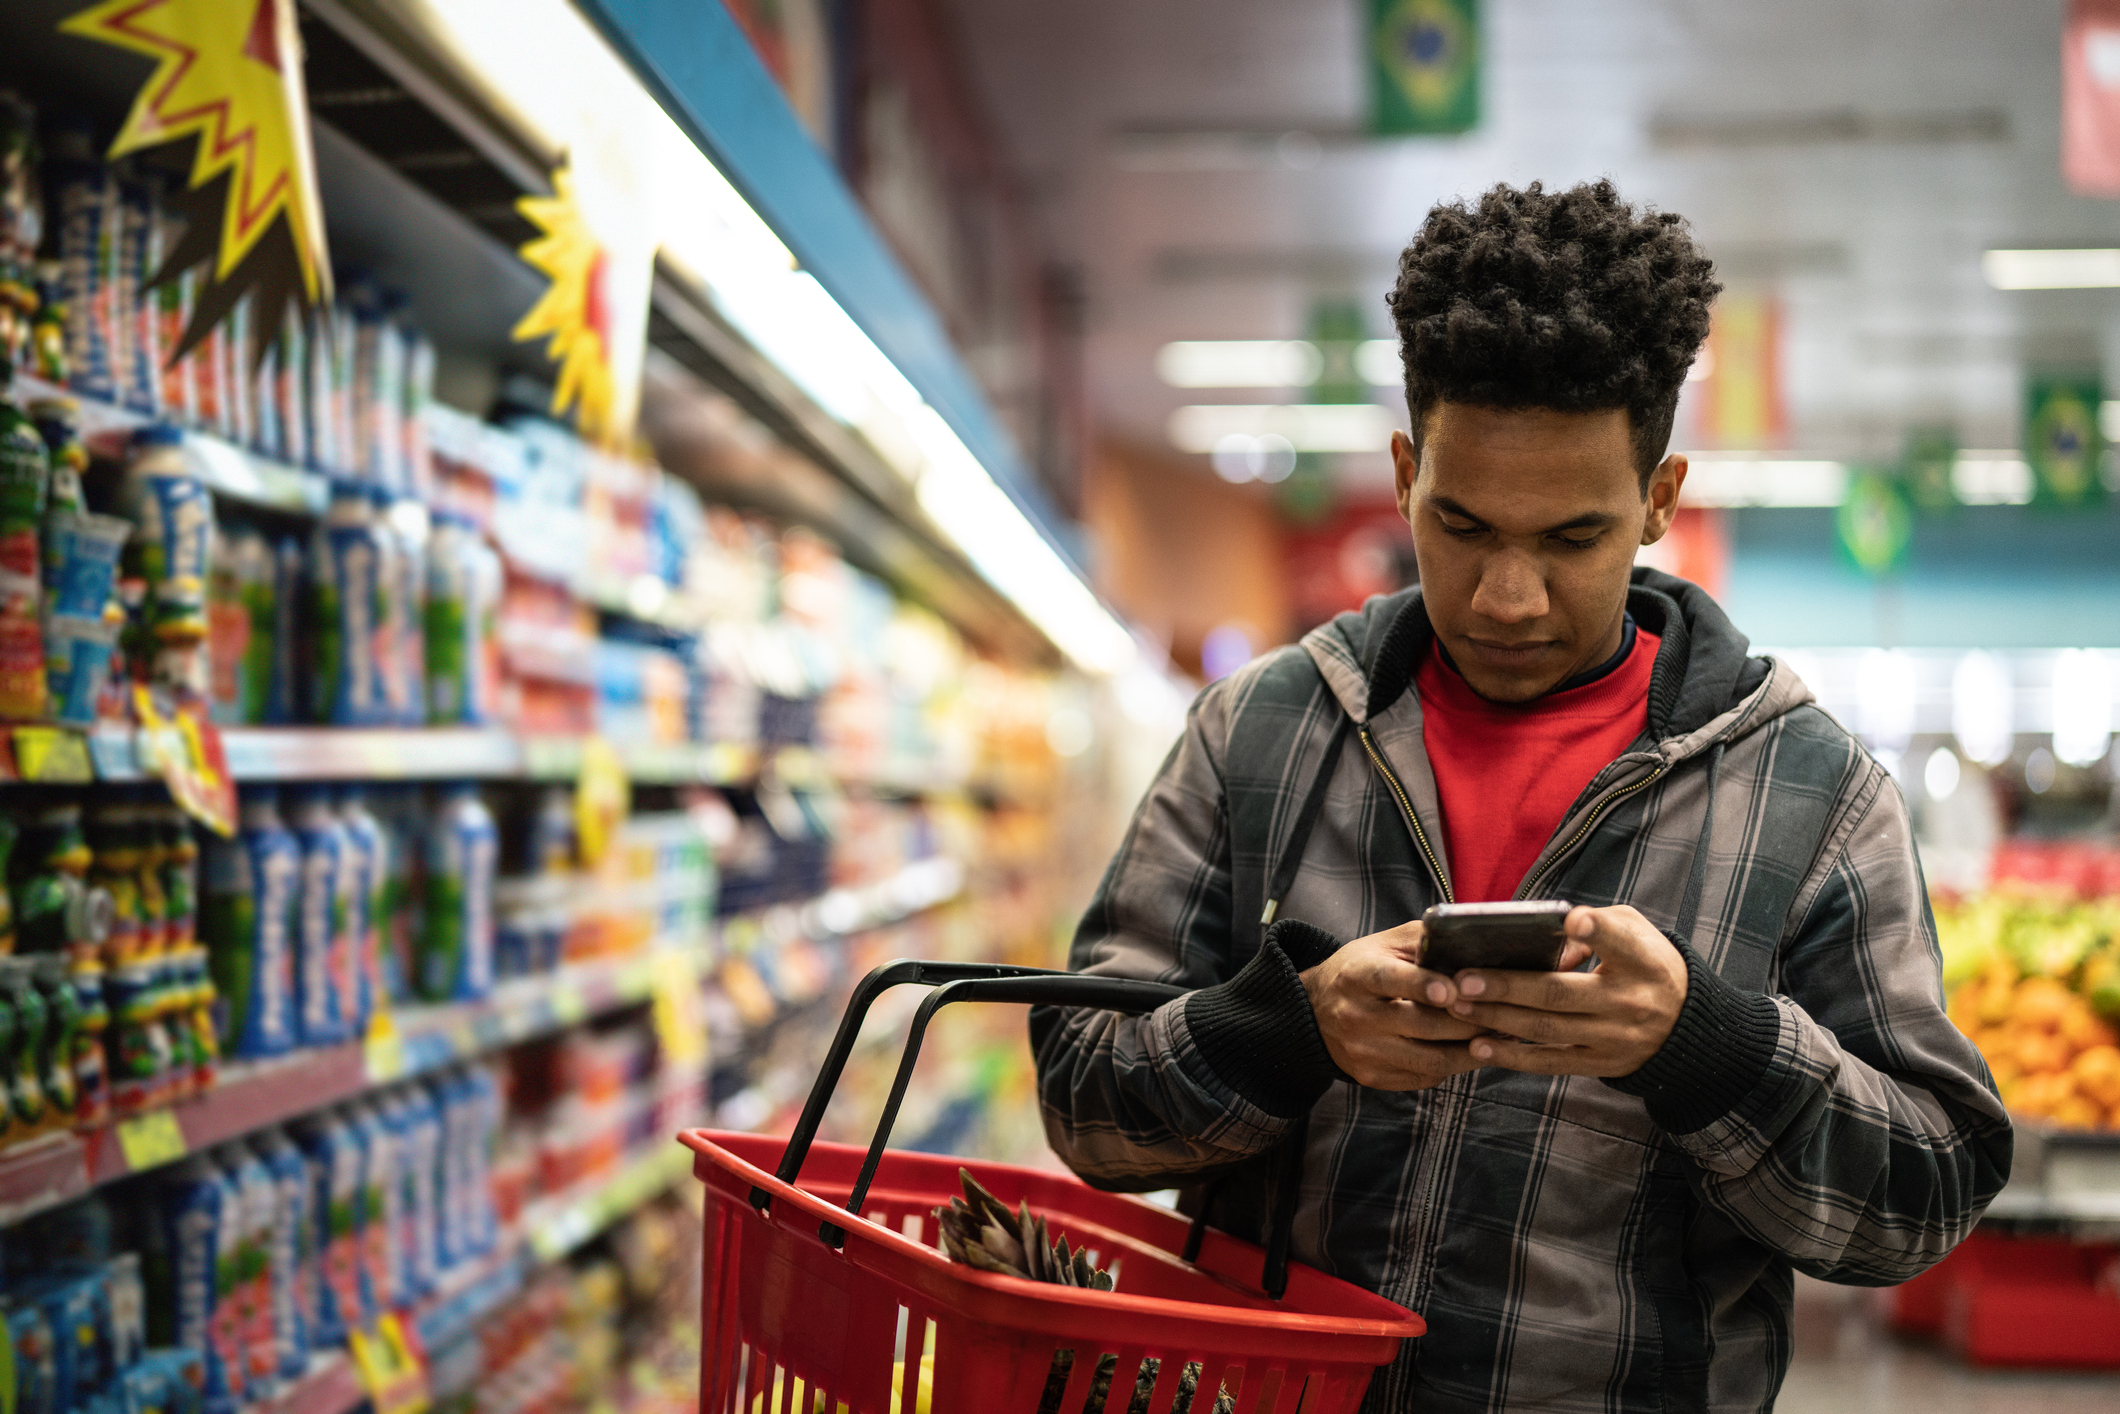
[1415,627,1661,903]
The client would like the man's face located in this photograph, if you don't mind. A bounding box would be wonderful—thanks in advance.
[1394,402,1685,704]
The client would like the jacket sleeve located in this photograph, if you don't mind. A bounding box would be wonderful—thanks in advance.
[1029,680,1345,1191]
[1608,758,2013,1285]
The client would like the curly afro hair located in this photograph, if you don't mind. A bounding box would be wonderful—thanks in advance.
[1386,179,1720,489]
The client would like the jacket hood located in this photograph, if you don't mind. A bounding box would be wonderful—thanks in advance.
[1301,567,1809,750]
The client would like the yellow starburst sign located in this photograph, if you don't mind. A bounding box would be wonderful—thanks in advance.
[62,0,332,344]
[512,161,624,446]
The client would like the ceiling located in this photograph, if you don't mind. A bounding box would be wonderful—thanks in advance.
[941,0,2120,495]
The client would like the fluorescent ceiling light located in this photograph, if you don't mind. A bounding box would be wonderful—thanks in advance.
[1982,248,2120,289]
[399,0,1134,674]
[1157,339,1401,388]
[1169,403,1394,453]
[1156,340,1320,387]
[1951,453,2033,505]
[1678,457,1847,507]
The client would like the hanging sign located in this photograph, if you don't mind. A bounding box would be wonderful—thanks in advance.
[1835,470,1912,575]
[1695,296,1785,449]
[2024,376,2106,510]
[1370,0,1480,136]
[60,0,333,358]
[512,151,654,449]
[2063,0,2120,196]
[1899,427,1961,514]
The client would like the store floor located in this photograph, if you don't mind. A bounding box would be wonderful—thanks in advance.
[1779,1276,2115,1412]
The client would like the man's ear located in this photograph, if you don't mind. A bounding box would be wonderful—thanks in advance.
[1640,454,1688,544]
[1392,429,1420,521]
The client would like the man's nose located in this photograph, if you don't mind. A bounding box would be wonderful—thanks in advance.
[1470,551,1549,625]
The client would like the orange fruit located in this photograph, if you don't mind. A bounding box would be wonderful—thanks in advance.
[2012,978,2075,1029]
[2053,1095,2104,1130]
[2014,1030,2071,1076]
[1977,981,2016,1027]
[1986,1054,2023,1090]
[2071,1045,2120,1107]
[2059,1004,2117,1051]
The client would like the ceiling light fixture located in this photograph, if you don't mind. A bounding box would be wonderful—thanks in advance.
[399,0,1136,674]
[1981,248,2120,289]
[1170,404,1394,454]
[1156,340,1321,387]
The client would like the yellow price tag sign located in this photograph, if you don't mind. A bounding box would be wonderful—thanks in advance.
[348,1314,430,1414]
[12,727,93,783]
[575,734,630,870]
[114,1109,187,1171]
[649,949,707,1065]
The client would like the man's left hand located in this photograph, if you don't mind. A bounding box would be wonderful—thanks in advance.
[1438,904,1689,1078]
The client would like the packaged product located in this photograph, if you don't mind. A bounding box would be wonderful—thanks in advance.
[156,806,198,952]
[31,953,82,1125]
[88,803,145,966]
[173,949,219,1095]
[0,386,49,719]
[253,1130,311,1381]
[204,521,274,725]
[115,165,160,416]
[215,1143,278,1402]
[286,788,351,1046]
[118,426,213,644]
[336,788,387,1036]
[0,92,43,265]
[290,1111,361,1345]
[30,261,68,385]
[41,611,118,724]
[371,788,416,1004]
[418,785,496,1001]
[132,803,169,959]
[154,1157,237,1413]
[143,1347,207,1414]
[70,962,110,1128]
[219,298,251,450]
[14,1271,106,1411]
[3,1289,58,1414]
[154,234,197,425]
[201,790,297,1057]
[46,116,116,402]
[32,398,86,518]
[103,962,168,1116]
[399,1084,442,1296]
[351,288,404,490]
[382,495,426,725]
[105,1250,145,1374]
[312,483,385,725]
[0,957,50,1137]
[402,327,435,502]
[373,1091,423,1302]
[344,1100,401,1314]
[41,512,128,619]
[153,957,193,1101]
[267,318,307,470]
[268,536,301,723]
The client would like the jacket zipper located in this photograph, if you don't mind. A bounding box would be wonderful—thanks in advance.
[1517,762,1667,899]
[1358,725,1453,904]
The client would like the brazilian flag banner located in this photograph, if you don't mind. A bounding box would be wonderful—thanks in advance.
[1371,0,1480,135]
[2024,376,2107,510]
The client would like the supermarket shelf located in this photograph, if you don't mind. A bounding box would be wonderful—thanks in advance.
[0,855,958,1222]
[14,373,330,517]
[254,1353,367,1414]
[22,724,762,787]
[1980,1117,2120,1231]
[519,1142,696,1262]
[0,942,707,1223]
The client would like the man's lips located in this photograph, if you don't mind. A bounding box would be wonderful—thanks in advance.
[1463,637,1557,669]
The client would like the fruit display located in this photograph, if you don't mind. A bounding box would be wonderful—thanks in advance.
[1936,841,2120,1130]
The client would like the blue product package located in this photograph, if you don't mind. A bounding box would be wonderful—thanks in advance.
[38,1193,115,1268]
[5,1292,58,1414]
[48,118,118,403]
[419,786,495,1002]
[254,1132,310,1380]
[399,1087,442,1296]
[105,1251,146,1374]
[121,1359,166,1414]
[202,793,297,1058]
[347,1100,403,1314]
[158,1157,237,1414]
[267,537,302,724]
[20,1270,110,1411]
[372,1093,421,1303]
[142,1348,206,1414]
[427,1072,465,1270]
[42,511,130,619]
[286,789,349,1046]
[84,1390,125,1414]
[336,790,387,1036]
[463,1065,500,1253]
[290,1114,359,1348]
[117,171,161,416]
[315,490,387,727]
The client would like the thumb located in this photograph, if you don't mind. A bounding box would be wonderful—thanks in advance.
[1567,905,1661,972]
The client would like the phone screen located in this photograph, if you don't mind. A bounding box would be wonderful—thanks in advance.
[1419,901,1572,975]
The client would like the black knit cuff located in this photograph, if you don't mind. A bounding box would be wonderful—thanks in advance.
[1604,936,1781,1136]
[1263,918,1340,972]
[1183,933,1346,1119]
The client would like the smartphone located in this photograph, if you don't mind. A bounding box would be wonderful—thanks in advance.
[1418,901,1573,975]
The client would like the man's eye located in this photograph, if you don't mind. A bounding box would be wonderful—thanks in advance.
[1441,520,1483,537]
[1554,534,1600,550]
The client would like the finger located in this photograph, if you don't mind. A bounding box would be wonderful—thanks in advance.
[1467,1035,1605,1076]
[1451,967,1601,1013]
[1558,938,1596,971]
[1354,956,1462,1007]
[1447,1000,1611,1046]
[1387,1000,1486,1042]
[1335,1037,1479,1092]
[1565,905,1664,971]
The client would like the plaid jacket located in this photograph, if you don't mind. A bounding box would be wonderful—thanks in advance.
[1031,570,2010,1413]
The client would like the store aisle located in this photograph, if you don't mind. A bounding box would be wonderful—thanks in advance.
[1779,1277,2114,1413]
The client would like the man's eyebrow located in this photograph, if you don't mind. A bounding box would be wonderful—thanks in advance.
[1428,497,1617,535]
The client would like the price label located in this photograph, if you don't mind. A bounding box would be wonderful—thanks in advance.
[348,1314,430,1414]
[650,950,707,1065]
[364,1033,406,1083]
[550,984,587,1026]
[115,1110,187,1171]
[13,727,93,783]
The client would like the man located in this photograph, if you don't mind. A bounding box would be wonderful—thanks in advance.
[1031,181,2010,1413]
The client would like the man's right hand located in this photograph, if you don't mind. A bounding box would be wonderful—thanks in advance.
[1297,921,1488,1090]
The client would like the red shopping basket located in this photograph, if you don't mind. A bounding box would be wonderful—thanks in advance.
[685,960,1424,1414]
